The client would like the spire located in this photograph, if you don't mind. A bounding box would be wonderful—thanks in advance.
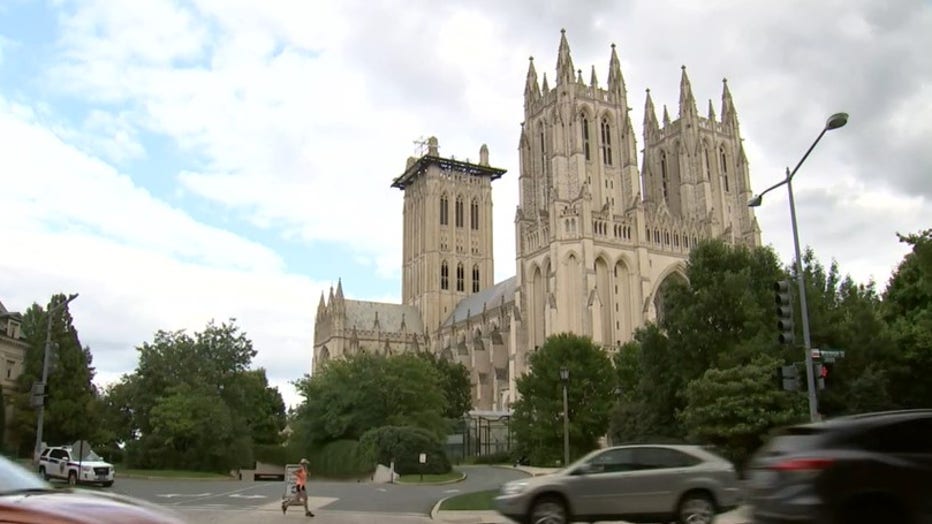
[555,28,575,85]
[708,99,716,121]
[662,104,671,127]
[328,284,334,303]
[335,278,343,300]
[541,72,550,92]
[607,43,626,102]
[643,88,659,138]
[576,68,584,85]
[590,65,599,89]
[317,291,326,311]
[524,57,540,103]
[678,65,697,118]
[721,78,739,130]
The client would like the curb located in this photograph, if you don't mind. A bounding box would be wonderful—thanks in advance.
[429,496,448,520]
[115,474,236,481]
[396,471,468,486]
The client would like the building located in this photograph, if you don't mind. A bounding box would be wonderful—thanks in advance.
[0,300,28,445]
[314,30,761,411]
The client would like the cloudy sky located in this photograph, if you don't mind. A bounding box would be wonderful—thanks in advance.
[1,0,929,408]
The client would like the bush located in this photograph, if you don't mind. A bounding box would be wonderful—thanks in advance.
[306,440,373,479]
[254,444,290,466]
[359,426,451,475]
[470,451,513,465]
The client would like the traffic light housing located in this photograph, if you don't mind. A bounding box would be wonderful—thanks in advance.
[776,364,800,391]
[774,280,795,345]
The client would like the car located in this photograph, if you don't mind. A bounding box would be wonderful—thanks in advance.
[38,444,115,487]
[746,409,932,524]
[494,444,742,524]
[0,453,184,523]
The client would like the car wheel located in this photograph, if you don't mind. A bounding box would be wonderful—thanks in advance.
[38,466,48,480]
[528,495,567,524]
[67,471,77,486]
[677,492,715,524]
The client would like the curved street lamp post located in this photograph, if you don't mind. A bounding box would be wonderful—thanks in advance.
[748,113,848,422]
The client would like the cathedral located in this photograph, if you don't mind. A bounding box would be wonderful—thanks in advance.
[313,30,761,412]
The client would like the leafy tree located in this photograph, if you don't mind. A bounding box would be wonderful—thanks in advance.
[416,352,471,419]
[511,333,615,465]
[291,352,447,451]
[881,229,932,408]
[11,294,100,456]
[677,354,806,468]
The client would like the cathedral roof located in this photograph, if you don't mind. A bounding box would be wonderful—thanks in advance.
[343,300,424,334]
[443,276,517,327]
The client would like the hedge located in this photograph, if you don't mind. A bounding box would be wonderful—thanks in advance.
[359,426,450,475]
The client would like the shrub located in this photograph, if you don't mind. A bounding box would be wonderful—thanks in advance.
[254,444,290,466]
[306,440,372,479]
[359,426,451,475]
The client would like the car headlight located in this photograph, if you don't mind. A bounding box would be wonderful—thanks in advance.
[500,481,529,495]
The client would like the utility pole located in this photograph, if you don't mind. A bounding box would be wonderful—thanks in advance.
[34,293,79,462]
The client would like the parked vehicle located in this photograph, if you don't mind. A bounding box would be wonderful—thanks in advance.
[38,443,115,487]
[494,444,742,524]
[0,453,182,523]
[746,409,932,524]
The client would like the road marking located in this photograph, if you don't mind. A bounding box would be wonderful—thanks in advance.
[156,493,211,498]
[443,489,460,493]
[168,484,272,506]
[229,493,266,499]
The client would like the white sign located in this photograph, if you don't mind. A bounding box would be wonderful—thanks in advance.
[419,453,427,464]
[283,464,302,500]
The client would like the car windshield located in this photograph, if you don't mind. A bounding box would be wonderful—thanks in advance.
[0,454,53,494]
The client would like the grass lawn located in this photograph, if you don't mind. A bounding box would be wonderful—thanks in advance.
[395,470,464,484]
[116,469,232,479]
[439,489,497,511]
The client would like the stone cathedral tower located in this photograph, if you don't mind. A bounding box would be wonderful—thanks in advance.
[314,30,762,412]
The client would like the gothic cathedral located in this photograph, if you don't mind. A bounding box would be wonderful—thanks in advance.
[313,30,762,411]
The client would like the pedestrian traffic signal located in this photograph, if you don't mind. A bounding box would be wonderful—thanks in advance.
[776,364,800,391]
[774,280,795,345]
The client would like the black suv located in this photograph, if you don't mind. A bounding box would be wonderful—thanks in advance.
[747,409,932,524]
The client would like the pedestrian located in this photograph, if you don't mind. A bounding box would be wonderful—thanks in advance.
[282,458,314,517]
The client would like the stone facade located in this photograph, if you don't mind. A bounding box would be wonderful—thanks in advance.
[0,300,28,445]
[313,31,761,412]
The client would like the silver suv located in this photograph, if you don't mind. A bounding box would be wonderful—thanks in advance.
[495,444,742,524]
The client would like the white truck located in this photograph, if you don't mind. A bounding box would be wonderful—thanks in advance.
[38,443,115,487]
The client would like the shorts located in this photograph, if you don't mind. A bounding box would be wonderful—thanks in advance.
[295,485,306,493]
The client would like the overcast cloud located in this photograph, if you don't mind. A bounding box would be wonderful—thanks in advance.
[1,0,929,407]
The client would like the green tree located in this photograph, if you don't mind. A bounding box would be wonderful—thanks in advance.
[416,352,471,419]
[291,352,447,450]
[882,229,932,408]
[677,354,806,468]
[11,294,100,456]
[511,333,615,466]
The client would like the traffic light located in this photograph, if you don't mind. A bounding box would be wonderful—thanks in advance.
[814,363,825,390]
[774,280,795,345]
[777,364,800,391]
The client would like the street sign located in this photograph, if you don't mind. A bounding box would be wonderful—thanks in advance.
[418,453,427,464]
[820,350,846,362]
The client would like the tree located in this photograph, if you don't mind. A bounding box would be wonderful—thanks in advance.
[881,229,932,408]
[677,354,806,468]
[11,294,100,456]
[416,352,471,419]
[511,333,615,466]
[291,352,447,451]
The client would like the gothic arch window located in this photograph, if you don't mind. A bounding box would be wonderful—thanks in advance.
[455,196,464,228]
[441,261,449,290]
[456,263,465,292]
[719,145,730,192]
[440,193,449,226]
[703,147,712,179]
[581,114,591,161]
[600,117,613,165]
[470,198,479,230]
[660,150,669,201]
[472,264,480,293]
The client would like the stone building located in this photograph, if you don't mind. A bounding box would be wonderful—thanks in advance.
[314,30,761,411]
[0,300,28,445]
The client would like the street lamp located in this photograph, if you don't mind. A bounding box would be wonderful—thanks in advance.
[34,293,79,462]
[559,366,569,467]
[749,112,848,422]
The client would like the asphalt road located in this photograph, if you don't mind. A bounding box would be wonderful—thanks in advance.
[105,465,526,516]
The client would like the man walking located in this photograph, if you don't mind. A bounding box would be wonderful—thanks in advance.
[282,458,314,517]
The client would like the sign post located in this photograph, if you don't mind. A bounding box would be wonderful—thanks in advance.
[418,453,427,482]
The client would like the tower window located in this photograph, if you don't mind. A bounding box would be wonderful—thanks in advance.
[472,265,480,293]
[660,150,669,201]
[704,148,711,179]
[455,196,464,228]
[441,261,449,290]
[581,115,590,161]
[456,263,465,292]
[470,199,479,230]
[600,117,613,166]
[440,194,449,226]
[720,145,730,192]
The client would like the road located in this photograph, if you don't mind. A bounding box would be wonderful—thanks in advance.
[107,465,525,516]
